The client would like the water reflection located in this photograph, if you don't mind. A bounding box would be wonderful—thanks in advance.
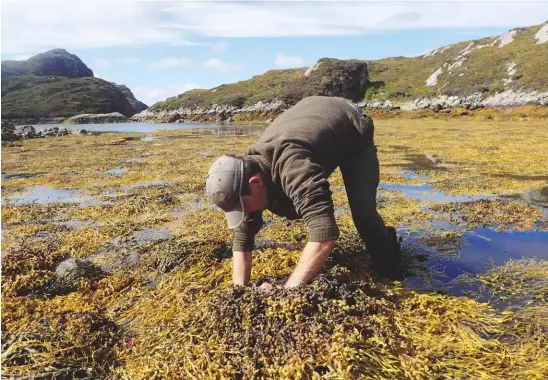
[379,183,489,203]
[191,125,266,137]
[404,225,548,299]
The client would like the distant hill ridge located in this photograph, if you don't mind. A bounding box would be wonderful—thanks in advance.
[1,49,148,121]
[145,21,547,116]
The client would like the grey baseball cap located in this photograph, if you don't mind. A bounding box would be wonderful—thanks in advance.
[205,155,245,229]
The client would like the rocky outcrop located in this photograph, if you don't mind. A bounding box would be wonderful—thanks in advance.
[1,49,93,78]
[63,112,129,124]
[113,84,148,113]
[412,90,548,110]
[36,127,71,137]
[281,58,368,105]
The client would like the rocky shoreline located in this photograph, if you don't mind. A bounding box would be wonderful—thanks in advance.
[131,100,285,124]
[131,90,548,123]
[2,91,547,127]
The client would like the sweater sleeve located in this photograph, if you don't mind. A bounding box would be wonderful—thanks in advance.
[274,142,339,242]
[231,211,263,252]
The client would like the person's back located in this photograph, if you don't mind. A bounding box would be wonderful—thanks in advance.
[247,96,374,174]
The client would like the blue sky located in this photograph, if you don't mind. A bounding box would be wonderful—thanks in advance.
[2,1,548,105]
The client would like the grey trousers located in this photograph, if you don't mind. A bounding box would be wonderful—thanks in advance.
[340,131,392,257]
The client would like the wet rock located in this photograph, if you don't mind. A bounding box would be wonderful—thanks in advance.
[39,127,72,138]
[1,121,19,141]
[363,100,400,110]
[19,125,37,139]
[79,129,88,135]
[55,258,103,285]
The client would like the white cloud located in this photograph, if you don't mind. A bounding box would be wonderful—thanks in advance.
[150,57,192,69]
[132,83,201,104]
[2,1,547,53]
[160,2,548,37]
[94,58,111,67]
[210,40,229,53]
[274,53,306,68]
[115,57,142,64]
[1,1,199,53]
[203,58,240,73]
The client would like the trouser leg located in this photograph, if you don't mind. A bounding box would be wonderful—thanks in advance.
[340,143,392,256]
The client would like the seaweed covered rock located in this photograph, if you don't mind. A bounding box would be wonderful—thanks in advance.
[198,276,398,378]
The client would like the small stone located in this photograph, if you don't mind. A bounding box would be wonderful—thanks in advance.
[55,258,102,285]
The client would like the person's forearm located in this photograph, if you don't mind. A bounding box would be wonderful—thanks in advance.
[285,240,335,288]
[233,251,252,286]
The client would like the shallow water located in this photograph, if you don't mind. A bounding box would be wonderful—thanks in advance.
[20,122,224,133]
[379,183,489,203]
[1,172,45,181]
[20,122,267,134]
[3,185,102,207]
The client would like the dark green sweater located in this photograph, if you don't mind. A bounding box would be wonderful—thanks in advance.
[232,96,374,252]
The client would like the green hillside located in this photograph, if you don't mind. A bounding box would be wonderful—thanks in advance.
[150,22,548,110]
[1,75,135,119]
[1,49,146,120]
[366,24,548,101]
[150,58,368,111]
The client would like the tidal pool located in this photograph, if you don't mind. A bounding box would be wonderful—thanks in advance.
[106,168,127,175]
[380,183,489,203]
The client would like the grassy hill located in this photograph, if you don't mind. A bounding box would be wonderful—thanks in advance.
[150,22,548,111]
[1,49,146,120]
[150,58,368,111]
[1,75,135,119]
[366,23,548,102]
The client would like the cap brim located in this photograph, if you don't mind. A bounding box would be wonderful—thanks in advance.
[225,193,245,229]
